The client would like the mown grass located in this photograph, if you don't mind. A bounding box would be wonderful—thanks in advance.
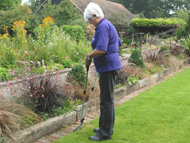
[55,68,190,143]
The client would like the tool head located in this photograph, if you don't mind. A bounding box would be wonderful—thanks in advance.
[73,125,81,132]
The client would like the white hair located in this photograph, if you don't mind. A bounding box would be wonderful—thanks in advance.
[83,2,104,23]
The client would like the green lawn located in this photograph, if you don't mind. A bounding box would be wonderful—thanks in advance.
[55,68,190,143]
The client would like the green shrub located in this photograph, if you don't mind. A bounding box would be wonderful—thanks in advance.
[159,45,170,57]
[130,18,186,28]
[61,25,86,42]
[61,58,72,68]
[181,34,190,56]
[67,64,86,86]
[0,66,8,81]
[128,48,145,68]
[176,13,190,39]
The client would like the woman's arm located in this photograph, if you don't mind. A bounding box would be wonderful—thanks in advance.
[85,49,106,68]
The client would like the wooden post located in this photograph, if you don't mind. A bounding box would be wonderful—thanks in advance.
[132,34,134,43]
[139,33,144,50]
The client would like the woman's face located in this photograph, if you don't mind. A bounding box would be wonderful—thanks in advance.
[88,17,97,27]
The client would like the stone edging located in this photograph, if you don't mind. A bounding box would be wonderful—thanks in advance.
[6,58,190,143]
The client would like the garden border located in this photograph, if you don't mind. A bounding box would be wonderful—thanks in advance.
[6,58,190,143]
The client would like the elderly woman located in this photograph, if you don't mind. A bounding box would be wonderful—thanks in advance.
[84,2,122,141]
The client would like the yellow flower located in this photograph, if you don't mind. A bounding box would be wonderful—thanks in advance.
[3,33,9,38]
[12,20,26,31]
[42,16,54,26]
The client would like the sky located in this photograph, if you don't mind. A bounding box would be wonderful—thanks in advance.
[21,0,30,5]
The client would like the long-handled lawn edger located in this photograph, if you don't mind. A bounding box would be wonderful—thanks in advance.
[73,66,98,132]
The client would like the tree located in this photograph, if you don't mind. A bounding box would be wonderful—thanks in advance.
[109,0,190,18]
[0,0,21,10]
[55,0,82,26]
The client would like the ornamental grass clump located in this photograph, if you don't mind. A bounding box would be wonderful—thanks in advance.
[143,47,169,67]
[0,96,39,139]
[19,70,75,114]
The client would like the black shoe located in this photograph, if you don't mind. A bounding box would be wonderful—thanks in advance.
[89,135,111,141]
[93,128,100,133]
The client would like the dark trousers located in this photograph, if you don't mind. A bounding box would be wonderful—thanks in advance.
[98,69,119,138]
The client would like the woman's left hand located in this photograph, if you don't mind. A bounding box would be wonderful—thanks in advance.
[85,56,92,68]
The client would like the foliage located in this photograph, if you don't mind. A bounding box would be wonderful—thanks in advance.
[0,96,39,138]
[61,25,86,42]
[115,83,125,89]
[127,75,139,85]
[0,67,8,81]
[143,48,169,66]
[46,63,64,72]
[53,100,74,116]
[67,65,86,86]
[180,34,190,56]
[169,42,185,56]
[0,4,34,36]
[176,13,190,40]
[52,0,82,26]
[61,58,72,68]
[36,67,45,74]
[0,0,21,10]
[130,18,186,28]
[0,16,90,70]
[159,45,170,57]
[39,112,49,121]
[0,137,5,143]
[18,69,74,113]
[116,63,133,84]
[128,48,145,68]
[110,0,190,18]
[172,9,189,22]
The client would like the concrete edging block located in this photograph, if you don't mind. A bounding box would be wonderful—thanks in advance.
[7,111,77,143]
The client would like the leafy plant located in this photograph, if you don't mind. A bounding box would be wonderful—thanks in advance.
[169,42,185,56]
[128,48,145,68]
[0,137,5,143]
[127,75,139,85]
[39,112,49,121]
[61,25,86,42]
[181,34,190,56]
[159,45,170,57]
[116,63,134,84]
[67,64,86,86]
[176,13,190,39]
[115,83,125,89]
[61,58,72,68]
[10,63,75,113]
[0,67,8,81]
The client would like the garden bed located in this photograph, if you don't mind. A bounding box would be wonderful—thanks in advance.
[5,58,190,143]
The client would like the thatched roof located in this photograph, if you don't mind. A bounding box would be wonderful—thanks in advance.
[70,0,135,25]
[52,0,135,26]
